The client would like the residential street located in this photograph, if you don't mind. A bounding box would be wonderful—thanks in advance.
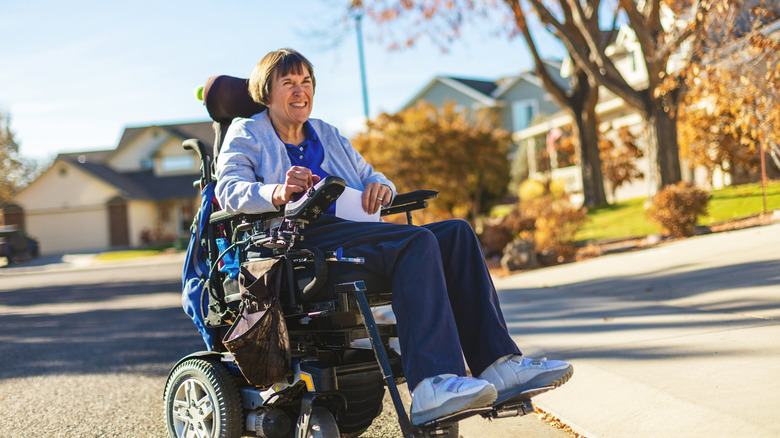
[0,255,565,438]
[1,221,778,437]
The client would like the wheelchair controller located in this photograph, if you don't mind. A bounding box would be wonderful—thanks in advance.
[284,175,345,223]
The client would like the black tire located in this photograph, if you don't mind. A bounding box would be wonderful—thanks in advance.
[336,372,384,436]
[164,358,243,438]
[297,406,340,438]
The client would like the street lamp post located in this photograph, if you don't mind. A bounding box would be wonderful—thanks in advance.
[355,12,370,123]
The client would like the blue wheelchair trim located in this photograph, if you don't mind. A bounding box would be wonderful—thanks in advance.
[182,181,216,349]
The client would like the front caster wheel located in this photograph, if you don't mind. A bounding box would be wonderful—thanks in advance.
[296,406,340,438]
[164,358,243,438]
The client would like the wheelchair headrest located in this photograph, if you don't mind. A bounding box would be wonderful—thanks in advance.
[203,75,267,124]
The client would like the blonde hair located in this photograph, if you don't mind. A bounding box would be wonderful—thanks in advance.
[248,48,316,105]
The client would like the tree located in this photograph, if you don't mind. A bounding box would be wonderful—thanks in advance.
[346,0,609,207]
[345,0,765,191]
[0,112,23,205]
[0,111,44,207]
[678,3,780,184]
[507,0,608,207]
[351,101,511,221]
[517,0,722,189]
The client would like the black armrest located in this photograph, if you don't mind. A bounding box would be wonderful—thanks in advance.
[381,190,438,217]
[209,210,282,226]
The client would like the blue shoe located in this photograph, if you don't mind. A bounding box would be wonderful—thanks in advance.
[479,355,573,404]
[410,374,497,426]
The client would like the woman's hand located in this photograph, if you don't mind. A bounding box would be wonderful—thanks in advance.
[272,166,320,206]
[362,182,392,215]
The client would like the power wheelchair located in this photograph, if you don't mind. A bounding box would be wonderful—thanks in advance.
[164,75,536,438]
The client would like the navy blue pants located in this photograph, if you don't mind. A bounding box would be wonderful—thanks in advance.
[302,216,521,390]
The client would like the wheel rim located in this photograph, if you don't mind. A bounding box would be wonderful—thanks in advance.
[172,377,216,438]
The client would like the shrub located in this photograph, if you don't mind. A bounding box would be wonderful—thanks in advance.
[491,186,587,265]
[523,195,588,261]
[646,182,710,237]
[518,179,545,201]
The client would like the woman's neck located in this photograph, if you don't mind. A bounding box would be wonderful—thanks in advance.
[269,115,305,145]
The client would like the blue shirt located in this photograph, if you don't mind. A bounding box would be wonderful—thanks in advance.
[276,120,334,213]
[278,121,330,182]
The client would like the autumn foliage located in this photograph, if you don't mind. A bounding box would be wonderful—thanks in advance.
[599,127,645,199]
[679,33,780,183]
[646,182,710,237]
[351,101,511,222]
[491,179,587,262]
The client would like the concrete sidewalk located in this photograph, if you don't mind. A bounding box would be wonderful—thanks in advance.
[494,222,780,437]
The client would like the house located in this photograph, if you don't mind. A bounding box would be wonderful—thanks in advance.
[402,60,567,135]
[401,61,570,193]
[1,121,213,255]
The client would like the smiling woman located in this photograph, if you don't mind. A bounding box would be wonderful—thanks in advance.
[249,48,316,145]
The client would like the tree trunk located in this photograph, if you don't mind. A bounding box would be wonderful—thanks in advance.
[572,73,607,207]
[646,100,682,189]
[575,119,607,206]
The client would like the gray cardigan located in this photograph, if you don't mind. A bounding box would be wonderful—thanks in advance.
[215,110,396,214]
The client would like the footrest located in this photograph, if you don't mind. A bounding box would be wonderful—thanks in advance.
[415,406,494,427]
[486,397,535,419]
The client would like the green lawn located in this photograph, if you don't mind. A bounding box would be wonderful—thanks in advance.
[94,249,168,261]
[576,180,780,242]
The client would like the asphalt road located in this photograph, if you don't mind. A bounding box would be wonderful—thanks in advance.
[0,258,568,438]
[0,261,202,437]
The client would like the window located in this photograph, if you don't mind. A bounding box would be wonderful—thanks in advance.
[512,100,539,132]
[160,155,195,172]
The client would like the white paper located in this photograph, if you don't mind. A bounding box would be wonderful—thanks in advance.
[335,186,381,222]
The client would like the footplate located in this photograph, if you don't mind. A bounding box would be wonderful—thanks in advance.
[414,406,494,427]
[485,396,535,419]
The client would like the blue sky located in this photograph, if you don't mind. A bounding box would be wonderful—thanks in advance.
[1,0,564,160]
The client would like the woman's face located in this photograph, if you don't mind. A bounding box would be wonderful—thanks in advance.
[267,67,314,130]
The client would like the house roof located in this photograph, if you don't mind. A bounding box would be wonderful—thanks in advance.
[58,155,198,200]
[116,121,214,151]
[402,75,502,110]
[447,77,499,96]
[402,60,565,110]
[49,120,214,201]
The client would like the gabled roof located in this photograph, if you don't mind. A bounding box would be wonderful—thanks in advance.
[116,121,214,151]
[402,60,566,110]
[492,60,567,98]
[57,154,197,200]
[402,75,502,110]
[447,77,498,96]
[46,120,214,201]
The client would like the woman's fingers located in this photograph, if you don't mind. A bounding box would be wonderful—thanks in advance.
[283,166,316,202]
[362,183,391,214]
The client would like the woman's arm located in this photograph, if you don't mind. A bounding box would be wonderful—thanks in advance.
[214,123,280,215]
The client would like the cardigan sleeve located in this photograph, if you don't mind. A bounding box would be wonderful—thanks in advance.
[214,120,281,214]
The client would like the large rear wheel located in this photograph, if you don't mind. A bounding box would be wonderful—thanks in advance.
[164,358,243,438]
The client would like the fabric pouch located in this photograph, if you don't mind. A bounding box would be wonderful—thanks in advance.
[222,257,292,387]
